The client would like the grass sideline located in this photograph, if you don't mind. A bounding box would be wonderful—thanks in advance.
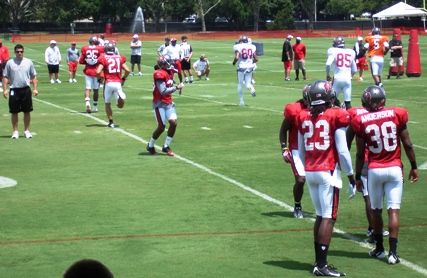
[0,37,426,277]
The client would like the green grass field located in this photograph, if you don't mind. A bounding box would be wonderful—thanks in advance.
[0,36,426,277]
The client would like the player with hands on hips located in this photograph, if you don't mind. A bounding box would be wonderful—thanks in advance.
[279,83,311,218]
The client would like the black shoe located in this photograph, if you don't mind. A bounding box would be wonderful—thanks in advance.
[189,80,194,83]
[108,122,115,128]
[387,75,390,79]
[162,146,175,156]
[295,77,299,81]
[146,144,158,156]
[313,265,346,276]
[396,76,401,79]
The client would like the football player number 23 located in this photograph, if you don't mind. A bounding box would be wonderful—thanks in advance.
[302,120,330,151]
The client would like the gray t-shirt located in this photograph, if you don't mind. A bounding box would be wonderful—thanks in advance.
[4,57,37,88]
[66,47,80,62]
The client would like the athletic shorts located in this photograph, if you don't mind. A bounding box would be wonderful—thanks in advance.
[174,59,182,74]
[181,58,191,70]
[48,64,59,74]
[153,105,177,126]
[356,57,367,70]
[104,82,126,105]
[131,55,141,65]
[283,61,292,70]
[85,75,100,90]
[68,61,78,72]
[8,86,33,113]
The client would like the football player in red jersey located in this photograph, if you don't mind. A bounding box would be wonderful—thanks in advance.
[351,85,418,265]
[297,80,355,277]
[346,106,390,242]
[146,55,184,156]
[79,36,104,113]
[279,83,311,219]
[96,43,130,128]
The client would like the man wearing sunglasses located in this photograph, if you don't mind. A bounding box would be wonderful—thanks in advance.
[2,44,38,139]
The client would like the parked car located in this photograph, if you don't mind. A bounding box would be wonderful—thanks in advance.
[361,12,371,18]
[183,17,196,23]
[215,17,228,23]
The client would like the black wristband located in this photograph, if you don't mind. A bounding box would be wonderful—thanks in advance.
[355,172,361,180]
[411,161,417,170]
[122,77,126,81]
[281,143,287,149]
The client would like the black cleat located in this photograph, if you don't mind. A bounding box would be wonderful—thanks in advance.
[146,144,158,156]
[313,265,346,276]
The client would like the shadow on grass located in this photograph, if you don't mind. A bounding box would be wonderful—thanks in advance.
[264,259,313,273]
[261,210,315,219]
[85,124,111,128]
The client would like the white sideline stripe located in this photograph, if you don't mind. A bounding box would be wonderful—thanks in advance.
[419,161,427,170]
[34,98,427,276]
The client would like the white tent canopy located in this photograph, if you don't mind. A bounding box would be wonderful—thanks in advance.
[373,2,427,19]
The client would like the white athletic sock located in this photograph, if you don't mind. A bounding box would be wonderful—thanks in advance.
[164,136,173,147]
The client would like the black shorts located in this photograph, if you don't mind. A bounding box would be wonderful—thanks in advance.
[131,55,141,64]
[48,64,59,74]
[181,59,191,70]
[9,86,33,113]
[0,61,7,77]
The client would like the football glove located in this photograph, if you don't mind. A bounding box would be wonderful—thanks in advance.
[346,182,357,200]
[326,75,332,82]
[282,148,292,163]
[121,77,126,86]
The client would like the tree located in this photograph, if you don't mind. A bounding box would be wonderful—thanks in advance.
[4,0,34,28]
[196,0,222,32]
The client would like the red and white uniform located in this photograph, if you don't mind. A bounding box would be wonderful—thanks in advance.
[351,107,408,209]
[79,44,104,90]
[297,108,353,219]
[284,101,306,177]
[98,53,127,104]
[326,47,356,102]
[152,68,178,125]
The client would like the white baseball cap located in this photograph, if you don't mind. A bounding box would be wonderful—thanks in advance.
[287,35,293,39]
[357,36,363,41]
[50,40,57,44]
[296,37,302,41]
[133,34,139,38]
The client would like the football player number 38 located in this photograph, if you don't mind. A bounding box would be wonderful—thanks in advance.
[365,121,397,153]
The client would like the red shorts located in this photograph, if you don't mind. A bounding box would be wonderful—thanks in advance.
[174,59,182,74]
[68,61,78,72]
[356,57,368,70]
[283,61,292,70]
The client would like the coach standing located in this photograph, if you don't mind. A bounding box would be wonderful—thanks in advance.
[282,34,293,81]
[3,44,38,139]
[292,37,307,81]
[45,40,62,84]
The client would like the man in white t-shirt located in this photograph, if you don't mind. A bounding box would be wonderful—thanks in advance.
[192,54,210,81]
[130,34,142,76]
[163,38,183,83]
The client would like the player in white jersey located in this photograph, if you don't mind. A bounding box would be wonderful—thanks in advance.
[326,36,357,110]
[163,38,183,83]
[232,35,258,106]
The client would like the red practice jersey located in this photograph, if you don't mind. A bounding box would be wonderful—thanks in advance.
[98,53,126,83]
[351,107,408,169]
[152,69,174,104]
[298,108,351,171]
[79,45,104,77]
[284,101,305,150]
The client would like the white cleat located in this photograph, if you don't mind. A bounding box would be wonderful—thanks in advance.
[11,131,19,139]
[24,131,33,138]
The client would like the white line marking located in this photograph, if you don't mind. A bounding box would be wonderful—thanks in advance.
[201,127,211,130]
[0,176,18,189]
[243,125,253,128]
[419,161,427,170]
[34,98,427,276]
